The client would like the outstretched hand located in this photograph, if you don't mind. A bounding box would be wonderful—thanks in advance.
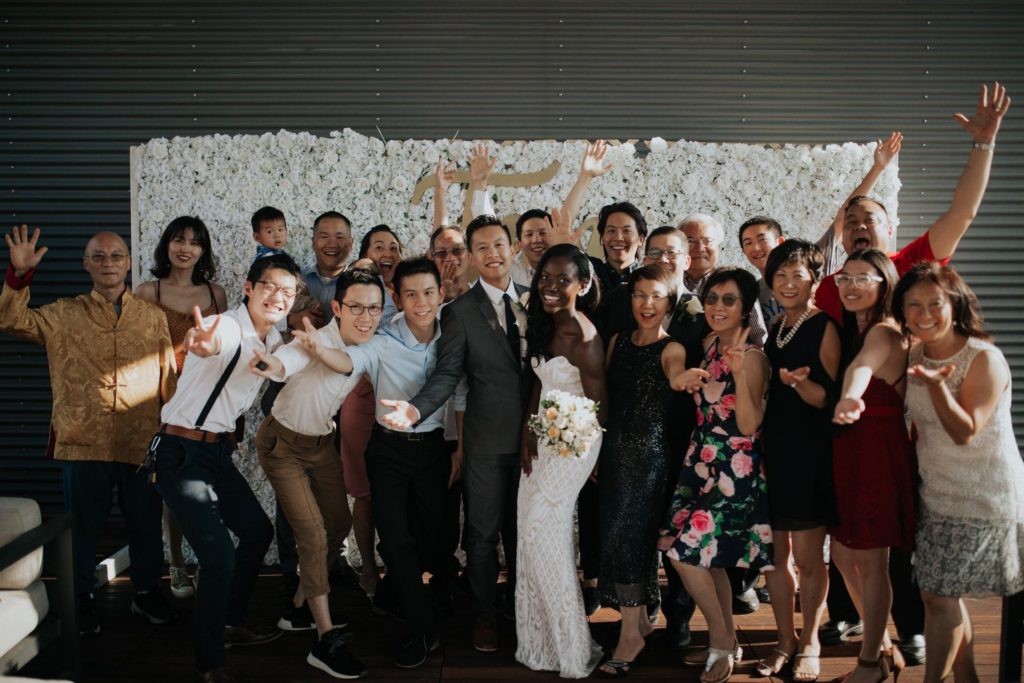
[379,399,420,431]
[5,225,48,277]
[579,140,613,180]
[908,363,955,386]
[469,143,497,190]
[546,205,583,245]
[779,366,811,388]
[183,306,222,357]
[672,368,711,393]
[955,82,1010,144]
[248,349,283,380]
[873,131,903,168]
[833,397,866,424]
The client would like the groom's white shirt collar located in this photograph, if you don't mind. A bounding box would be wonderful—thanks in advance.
[479,276,517,306]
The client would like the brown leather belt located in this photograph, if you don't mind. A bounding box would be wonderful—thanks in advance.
[162,423,230,443]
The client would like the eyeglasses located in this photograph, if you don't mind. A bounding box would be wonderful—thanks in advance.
[835,273,883,288]
[256,281,297,299]
[339,301,384,317]
[646,248,684,260]
[704,293,740,307]
[87,253,127,265]
[432,246,467,260]
[631,293,669,303]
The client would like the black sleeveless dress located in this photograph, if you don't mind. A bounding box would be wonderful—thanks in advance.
[597,333,678,607]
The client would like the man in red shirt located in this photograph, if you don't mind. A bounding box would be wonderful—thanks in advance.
[816,82,1010,323]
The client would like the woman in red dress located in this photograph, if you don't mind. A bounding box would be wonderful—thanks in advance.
[831,249,915,683]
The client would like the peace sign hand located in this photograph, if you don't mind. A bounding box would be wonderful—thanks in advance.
[248,349,283,380]
[291,316,324,358]
[955,82,1011,144]
[183,305,222,357]
[719,327,750,374]
[5,225,48,277]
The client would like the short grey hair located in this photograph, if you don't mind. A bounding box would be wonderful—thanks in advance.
[676,213,725,244]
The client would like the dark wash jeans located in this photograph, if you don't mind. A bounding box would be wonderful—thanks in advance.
[62,460,163,599]
[153,433,274,673]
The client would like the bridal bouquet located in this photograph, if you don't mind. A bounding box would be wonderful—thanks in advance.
[528,389,603,459]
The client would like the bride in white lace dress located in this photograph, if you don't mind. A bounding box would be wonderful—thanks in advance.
[516,245,607,678]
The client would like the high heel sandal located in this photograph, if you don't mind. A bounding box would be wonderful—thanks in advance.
[882,645,905,682]
[831,650,900,683]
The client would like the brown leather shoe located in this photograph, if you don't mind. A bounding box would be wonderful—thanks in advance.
[472,616,499,652]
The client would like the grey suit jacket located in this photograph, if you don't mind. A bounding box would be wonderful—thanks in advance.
[409,281,528,457]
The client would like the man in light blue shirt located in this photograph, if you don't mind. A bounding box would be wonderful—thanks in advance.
[295,256,448,669]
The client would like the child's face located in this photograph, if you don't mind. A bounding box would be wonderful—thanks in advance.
[254,219,288,250]
[394,272,443,333]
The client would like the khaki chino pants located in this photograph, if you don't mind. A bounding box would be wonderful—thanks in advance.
[255,414,351,598]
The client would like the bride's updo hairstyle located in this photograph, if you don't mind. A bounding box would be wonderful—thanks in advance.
[526,243,600,362]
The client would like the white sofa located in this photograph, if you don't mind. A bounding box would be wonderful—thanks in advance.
[0,498,77,682]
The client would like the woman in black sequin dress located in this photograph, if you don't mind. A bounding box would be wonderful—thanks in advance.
[596,264,689,676]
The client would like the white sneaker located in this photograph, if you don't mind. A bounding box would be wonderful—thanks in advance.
[170,566,195,599]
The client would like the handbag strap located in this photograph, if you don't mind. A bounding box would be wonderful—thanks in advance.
[194,344,243,429]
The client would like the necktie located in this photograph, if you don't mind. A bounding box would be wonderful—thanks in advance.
[502,293,521,363]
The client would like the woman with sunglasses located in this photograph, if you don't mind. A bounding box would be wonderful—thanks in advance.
[757,240,841,682]
[830,250,915,682]
[658,267,773,683]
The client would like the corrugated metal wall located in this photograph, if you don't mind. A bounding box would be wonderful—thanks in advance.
[2,1,1022,509]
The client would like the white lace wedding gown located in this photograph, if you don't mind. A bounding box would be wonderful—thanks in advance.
[515,356,604,678]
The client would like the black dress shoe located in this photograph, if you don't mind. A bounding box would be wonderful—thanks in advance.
[731,587,759,615]
[755,585,771,604]
[224,625,283,648]
[583,586,601,616]
[898,633,926,666]
[664,621,692,649]
[395,634,439,668]
[819,618,863,646]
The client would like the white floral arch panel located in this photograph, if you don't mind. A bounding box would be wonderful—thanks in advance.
[129,129,899,563]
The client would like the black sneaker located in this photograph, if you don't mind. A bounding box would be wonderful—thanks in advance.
[131,589,175,624]
[307,627,368,679]
[79,595,100,636]
[224,625,283,648]
[395,634,439,669]
[819,618,864,646]
[278,600,316,631]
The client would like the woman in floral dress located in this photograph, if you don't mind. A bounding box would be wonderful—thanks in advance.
[659,268,773,683]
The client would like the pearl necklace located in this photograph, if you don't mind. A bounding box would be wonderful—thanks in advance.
[775,308,811,348]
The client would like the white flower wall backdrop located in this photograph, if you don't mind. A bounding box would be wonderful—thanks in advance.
[132,128,899,563]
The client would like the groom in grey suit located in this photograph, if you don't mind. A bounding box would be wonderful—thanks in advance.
[381,214,528,653]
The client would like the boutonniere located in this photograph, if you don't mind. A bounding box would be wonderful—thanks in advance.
[682,296,703,319]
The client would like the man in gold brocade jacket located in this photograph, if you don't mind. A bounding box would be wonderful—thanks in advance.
[0,225,177,636]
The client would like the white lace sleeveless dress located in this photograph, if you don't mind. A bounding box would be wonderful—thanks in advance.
[906,337,1024,596]
[515,356,604,678]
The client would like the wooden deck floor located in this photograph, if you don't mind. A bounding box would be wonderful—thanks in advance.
[25,569,1010,682]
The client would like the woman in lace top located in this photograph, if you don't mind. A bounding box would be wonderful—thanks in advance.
[893,262,1024,683]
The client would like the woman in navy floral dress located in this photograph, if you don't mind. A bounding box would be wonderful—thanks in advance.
[659,268,773,683]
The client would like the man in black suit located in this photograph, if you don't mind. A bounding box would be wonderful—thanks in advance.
[379,214,527,654]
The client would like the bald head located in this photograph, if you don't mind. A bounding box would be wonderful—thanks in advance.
[84,231,128,256]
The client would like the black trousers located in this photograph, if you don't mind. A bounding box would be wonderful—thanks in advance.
[154,434,274,673]
[577,478,601,580]
[365,428,448,639]
[62,460,164,599]
[440,439,465,578]
[827,546,925,636]
[462,451,520,617]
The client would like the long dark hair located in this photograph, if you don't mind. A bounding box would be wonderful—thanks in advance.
[525,244,599,362]
[892,261,989,341]
[839,249,899,360]
[150,216,216,283]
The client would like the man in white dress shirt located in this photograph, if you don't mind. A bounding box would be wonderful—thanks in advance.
[150,253,299,683]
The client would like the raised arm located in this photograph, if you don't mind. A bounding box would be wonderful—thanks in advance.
[0,225,54,345]
[908,348,1008,445]
[822,132,902,244]
[561,140,612,226]
[927,83,1010,260]
[468,143,497,219]
[432,158,456,230]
